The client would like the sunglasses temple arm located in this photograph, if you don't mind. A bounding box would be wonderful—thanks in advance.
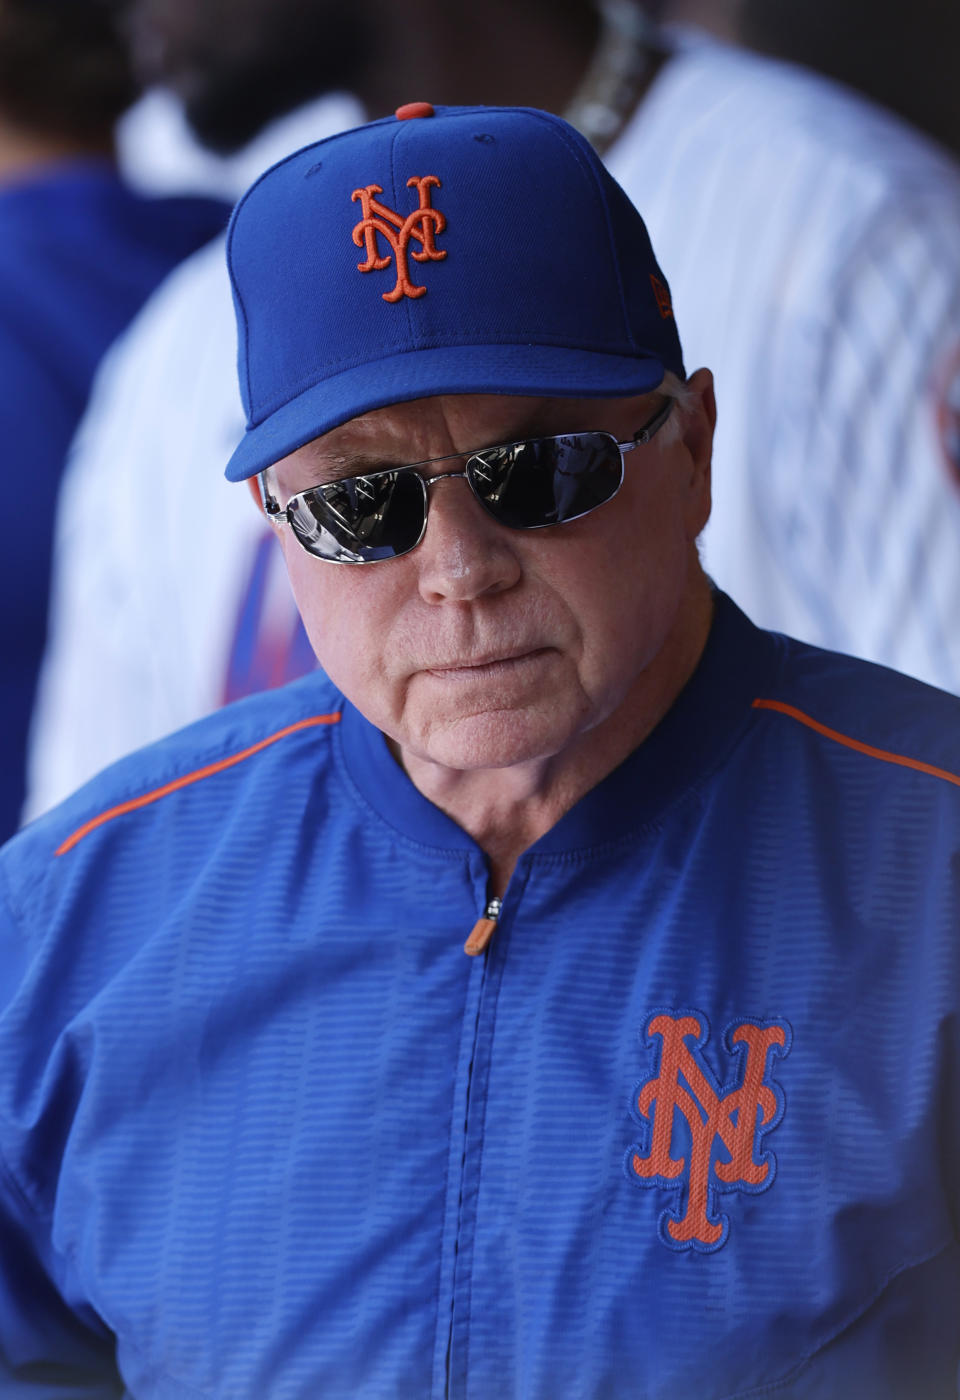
[638,397,677,445]
[621,396,676,452]
[258,471,283,517]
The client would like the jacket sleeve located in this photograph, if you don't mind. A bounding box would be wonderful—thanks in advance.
[0,877,122,1395]
[0,1161,122,1396]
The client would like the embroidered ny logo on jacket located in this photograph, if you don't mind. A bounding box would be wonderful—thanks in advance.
[626,1010,791,1252]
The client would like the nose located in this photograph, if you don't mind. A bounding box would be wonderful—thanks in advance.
[414,472,522,604]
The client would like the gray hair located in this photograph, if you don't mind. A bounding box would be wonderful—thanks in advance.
[657,370,698,445]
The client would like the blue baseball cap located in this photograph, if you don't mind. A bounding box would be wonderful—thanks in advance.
[224,103,685,482]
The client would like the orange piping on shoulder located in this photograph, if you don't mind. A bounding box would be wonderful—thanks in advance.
[752,698,960,789]
[55,713,341,857]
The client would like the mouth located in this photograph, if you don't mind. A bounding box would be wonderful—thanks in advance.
[424,647,551,679]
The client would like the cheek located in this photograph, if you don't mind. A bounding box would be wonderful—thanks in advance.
[279,536,403,705]
[545,492,693,679]
[280,540,361,674]
[279,538,326,646]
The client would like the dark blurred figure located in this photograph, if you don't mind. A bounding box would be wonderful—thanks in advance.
[644,0,960,156]
[125,0,371,153]
[0,0,227,842]
[741,0,960,158]
[125,0,598,143]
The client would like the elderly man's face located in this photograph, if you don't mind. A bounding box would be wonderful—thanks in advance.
[269,379,713,775]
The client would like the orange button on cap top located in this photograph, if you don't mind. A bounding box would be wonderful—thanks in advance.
[395,101,435,120]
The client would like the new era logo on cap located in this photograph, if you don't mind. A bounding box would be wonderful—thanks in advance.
[224,103,684,482]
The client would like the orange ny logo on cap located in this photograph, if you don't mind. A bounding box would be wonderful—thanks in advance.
[627,1010,790,1251]
[351,175,447,302]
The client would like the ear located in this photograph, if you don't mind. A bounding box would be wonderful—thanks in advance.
[680,367,715,538]
[246,476,264,512]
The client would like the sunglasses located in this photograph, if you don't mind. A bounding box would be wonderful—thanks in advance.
[259,397,675,565]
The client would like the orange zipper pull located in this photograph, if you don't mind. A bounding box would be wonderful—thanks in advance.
[464,896,502,956]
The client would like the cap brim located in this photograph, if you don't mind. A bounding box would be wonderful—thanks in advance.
[225,342,667,481]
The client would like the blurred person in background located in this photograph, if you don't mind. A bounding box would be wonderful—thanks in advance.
[740,0,960,159]
[601,0,960,680]
[0,0,226,842]
[115,0,371,200]
[24,0,960,822]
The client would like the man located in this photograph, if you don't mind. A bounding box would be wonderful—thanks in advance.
[0,0,226,842]
[1,104,958,1397]
[25,0,960,823]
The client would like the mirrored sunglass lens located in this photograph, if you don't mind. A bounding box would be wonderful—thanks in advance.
[290,471,425,562]
[468,433,623,529]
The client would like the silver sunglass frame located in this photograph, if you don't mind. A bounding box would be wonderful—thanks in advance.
[258,396,675,564]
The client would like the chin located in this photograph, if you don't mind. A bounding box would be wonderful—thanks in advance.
[411,706,579,774]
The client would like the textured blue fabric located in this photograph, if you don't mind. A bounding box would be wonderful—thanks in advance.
[0,161,227,843]
[0,594,958,1397]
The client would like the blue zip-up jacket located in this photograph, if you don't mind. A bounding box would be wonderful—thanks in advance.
[0,595,958,1397]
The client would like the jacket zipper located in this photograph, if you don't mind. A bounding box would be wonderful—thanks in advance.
[463,896,501,956]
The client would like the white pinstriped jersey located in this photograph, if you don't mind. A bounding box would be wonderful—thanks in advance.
[606,28,960,680]
[24,32,960,820]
